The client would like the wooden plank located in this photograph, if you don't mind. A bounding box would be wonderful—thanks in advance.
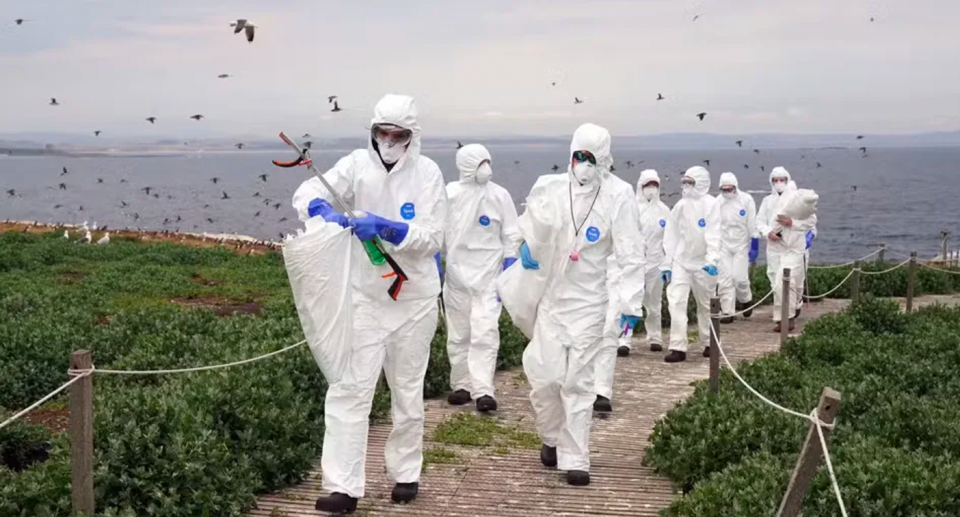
[906,252,917,312]
[781,268,792,346]
[709,297,721,393]
[775,387,842,517]
[851,261,861,303]
[69,350,95,515]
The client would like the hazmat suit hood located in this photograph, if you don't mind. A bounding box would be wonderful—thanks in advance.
[368,94,422,171]
[455,144,492,183]
[718,172,739,189]
[636,169,662,204]
[769,166,792,194]
[568,123,613,185]
[682,166,711,198]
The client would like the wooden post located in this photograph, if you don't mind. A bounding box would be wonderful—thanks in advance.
[780,268,791,346]
[776,387,842,517]
[709,297,721,394]
[906,252,917,313]
[850,261,861,303]
[941,232,949,265]
[877,243,885,265]
[69,350,94,516]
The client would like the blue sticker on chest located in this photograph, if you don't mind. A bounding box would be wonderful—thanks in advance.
[739,209,747,217]
[479,215,490,226]
[659,218,666,228]
[585,226,601,242]
[400,202,416,220]
[698,218,706,228]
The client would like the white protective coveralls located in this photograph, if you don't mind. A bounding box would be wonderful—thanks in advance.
[663,166,721,353]
[291,94,447,498]
[443,144,522,401]
[756,167,818,322]
[593,170,639,401]
[522,123,645,472]
[629,169,672,350]
[715,172,759,316]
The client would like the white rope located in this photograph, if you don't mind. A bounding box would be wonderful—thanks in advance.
[807,248,882,270]
[918,262,960,275]
[814,408,850,517]
[726,290,774,318]
[709,324,845,516]
[0,370,92,431]
[801,269,857,301]
[859,259,910,275]
[69,340,307,376]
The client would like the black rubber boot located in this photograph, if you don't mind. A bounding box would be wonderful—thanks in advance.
[447,389,471,406]
[617,345,630,357]
[743,301,754,319]
[664,350,687,363]
[702,346,711,358]
[315,493,358,514]
[391,482,418,504]
[566,470,591,486]
[795,308,802,319]
[476,395,498,413]
[540,444,557,468]
[593,395,612,413]
[650,342,663,352]
[720,316,734,324]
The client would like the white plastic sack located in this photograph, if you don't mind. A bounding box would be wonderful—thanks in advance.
[283,219,354,384]
[780,188,818,221]
[497,192,560,339]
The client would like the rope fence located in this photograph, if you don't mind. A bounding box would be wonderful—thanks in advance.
[807,248,882,269]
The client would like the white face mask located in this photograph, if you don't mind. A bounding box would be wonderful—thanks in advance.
[722,191,736,200]
[773,181,786,193]
[475,162,492,185]
[572,162,597,186]
[642,185,659,201]
[376,138,406,164]
[681,184,694,197]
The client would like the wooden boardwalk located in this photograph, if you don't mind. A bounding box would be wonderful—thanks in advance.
[249,295,935,517]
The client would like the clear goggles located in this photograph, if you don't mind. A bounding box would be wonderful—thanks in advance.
[372,124,413,148]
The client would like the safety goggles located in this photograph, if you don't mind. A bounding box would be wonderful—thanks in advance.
[571,150,596,166]
[641,181,660,189]
[681,176,696,186]
[720,186,736,193]
[771,177,788,184]
[372,124,413,147]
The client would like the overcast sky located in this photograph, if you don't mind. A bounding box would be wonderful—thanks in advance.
[1,0,958,139]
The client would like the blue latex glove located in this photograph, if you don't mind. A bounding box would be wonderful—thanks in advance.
[520,242,539,270]
[661,270,672,284]
[702,264,718,276]
[503,257,517,270]
[748,237,760,263]
[805,230,815,250]
[307,198,348,228]
[349,212,409,246]
[434,252,443,282]
[620,314,642,333]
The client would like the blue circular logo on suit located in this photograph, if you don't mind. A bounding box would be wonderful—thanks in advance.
[479,215,490,226]
[698,218,706,227]
[585,226,601,242]
[739,209,747,217]
[400,202,416,220]
[659,218,666,228]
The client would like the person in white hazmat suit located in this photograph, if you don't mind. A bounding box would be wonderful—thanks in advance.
[619,169,673,355]
[591,166,642,414]
[756,166,818,332]
[661,166,721,363]
[292,94,447,513]
[443,144,522,413]
[715,172,759,323]
[520,123,645,486]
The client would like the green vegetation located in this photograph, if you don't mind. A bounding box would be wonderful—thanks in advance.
[0,232,528,516]
[645,296,960,516]
[422,447,462,467]
[433,412,540,450]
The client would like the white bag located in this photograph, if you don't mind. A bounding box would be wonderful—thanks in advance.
[497,192,561,339]
[283,220,354,384]
[775,183,818,222]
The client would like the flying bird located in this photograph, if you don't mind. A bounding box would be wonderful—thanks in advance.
[230,19,256,43]
[551,164,560,172]
[141,186,152,195]
[574,97,584,104]
[816,162,822,168]
[6,189,17,197]
[302,141,313,149]
[657,93,665,101]
[692,14,700,21]
[703,159,710,166]
[207,217,215,224]
[120,201,128,208]
[279,217,288,223]
[273,203,281,210]
[331,101,342,112]
[696,112,706,121]
[870,17,875,22]
[551,81,557,87]
[50,98,60,106]
[190,114,204,121]
[258,174,268,182]
[54,204,63,209]
[852,185,858,191]
[218,74,231,79]
[735,140,743,147]
[302,133,312,138]
[59,183,67,190]
[457,141,464,149]
[327,96,337,103]
[253,192,261,198]
[254,211,261,217]
[514,160,520,165]
[211,177,220,184]
[15,18,27,25]
[97,178,103,184]
[221,191,230,200]
[133,212,140,221]
[625,160,634,168]
[235,143,244,149]
[61,167,68,175]
[610,165,617,172]
[858,147,867,153]
[753,149,760,154]
[120,178,127,183]
[856,135,864,139]
[743,164,749,169]
[760,165,766,172]
[78,205,84,212]
[94,130,101,137]
[146,117,157,124]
